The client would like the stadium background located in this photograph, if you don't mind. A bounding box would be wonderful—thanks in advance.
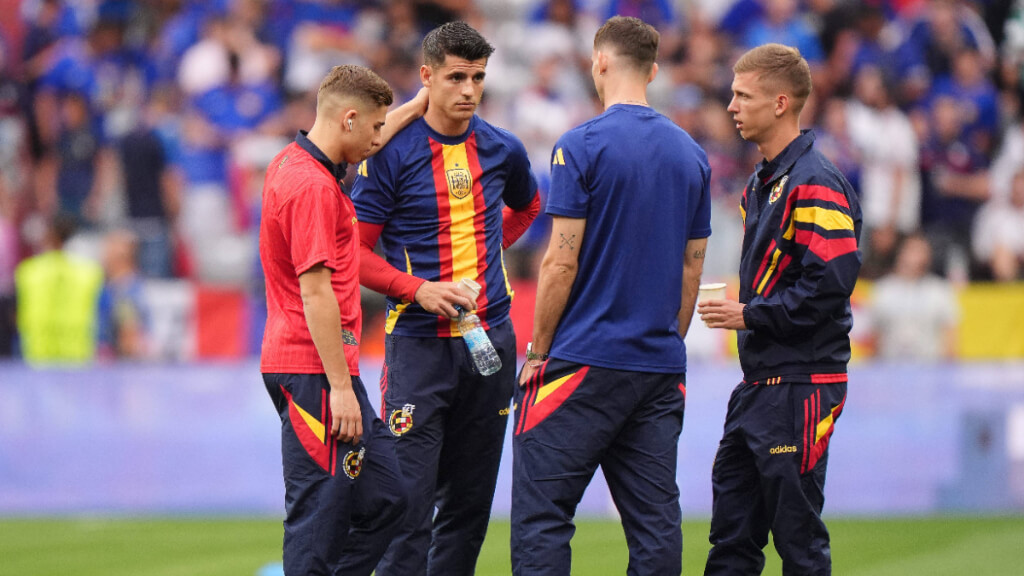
[1,0,1024,573]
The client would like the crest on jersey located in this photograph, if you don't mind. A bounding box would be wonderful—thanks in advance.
[769,175,788,204]
[343,447,365,479]
[389,404,416,436]
[446,167,473,199]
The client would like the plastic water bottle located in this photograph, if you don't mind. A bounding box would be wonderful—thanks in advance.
[456,279,502,376]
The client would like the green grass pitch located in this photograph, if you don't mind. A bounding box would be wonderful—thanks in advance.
[1,516,1022,575]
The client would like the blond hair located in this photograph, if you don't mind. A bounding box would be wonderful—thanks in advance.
[317,65,394,111]
[733,44,812,113]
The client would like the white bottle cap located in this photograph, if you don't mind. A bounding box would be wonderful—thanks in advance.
[458,278,481,299]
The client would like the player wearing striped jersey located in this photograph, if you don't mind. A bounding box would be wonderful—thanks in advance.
[351,22,540,576]
[698,44,862,575]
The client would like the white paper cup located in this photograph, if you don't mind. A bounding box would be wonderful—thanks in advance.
[697,282,727,303]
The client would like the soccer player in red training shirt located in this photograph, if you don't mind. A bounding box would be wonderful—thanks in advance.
[259,65,427,576]
[352,22,540,576]
[699,44,862,575]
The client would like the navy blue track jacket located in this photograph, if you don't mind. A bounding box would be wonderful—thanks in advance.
[737,130,862,384]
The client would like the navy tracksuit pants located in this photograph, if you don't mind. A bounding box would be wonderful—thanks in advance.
[705,381,847,576]
[374,321,517,576]
[511,359,687,576]
[264,373,407,576]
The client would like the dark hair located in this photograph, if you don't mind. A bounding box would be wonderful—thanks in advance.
[317,64,394,109]
[593,16,660,73]
[422,21,495,68]
[733,44,812,112]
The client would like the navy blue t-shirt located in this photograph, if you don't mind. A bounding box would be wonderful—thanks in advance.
[546,104,711,373]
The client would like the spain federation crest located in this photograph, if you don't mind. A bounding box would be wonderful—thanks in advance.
[768,175,788,204]
[446,166,473,199]
[343,447,365,479]
[389,404,416,436]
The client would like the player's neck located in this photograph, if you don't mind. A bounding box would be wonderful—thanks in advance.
[306,122,344,165]
[757,122,802,163]
[602,84,649,110]
[424,106,471,137]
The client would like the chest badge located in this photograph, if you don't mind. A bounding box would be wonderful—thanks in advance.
[446,165,473,199]
[768,175,788,204]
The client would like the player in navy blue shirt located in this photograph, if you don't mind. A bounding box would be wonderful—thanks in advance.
[699,44,861,576]
[512,17,711,576]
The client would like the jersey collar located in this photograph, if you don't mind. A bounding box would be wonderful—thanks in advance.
[295,130,348,183]
[755,129,815,186]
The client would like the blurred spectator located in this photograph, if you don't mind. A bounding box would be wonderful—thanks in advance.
[177,15,278,97]
[973,168,1024,281]
[0,177,16,357]
[741,0,824,64]
[895,0,996,106]
[0,37,27,200]
[14,213,103,365]
[54,91,115,225]
[814,96,861,194]
[281,0,369,93]
[918,95,991,280]
[604,0,676,30]
[988,112,1024,203]
[843,4,902,85]
[97,229,150,360]
[119,95,182,278]
[510,54,591,170]
[930,46,999,155]
[870,233,959,361]
[846,65,921,278]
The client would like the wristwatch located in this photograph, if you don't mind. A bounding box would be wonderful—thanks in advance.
[525,342,549,366]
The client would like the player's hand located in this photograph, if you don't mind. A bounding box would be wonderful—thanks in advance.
[519,361,540,387]
[414,281,475,318]
[698,299,747,330]
[329,383,363,445]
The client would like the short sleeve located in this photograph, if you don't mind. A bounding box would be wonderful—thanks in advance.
[690,150,713,239]
[351,146,400,225]
[545,132,589,218]
[280,183,341,275]
[501,135,539,210]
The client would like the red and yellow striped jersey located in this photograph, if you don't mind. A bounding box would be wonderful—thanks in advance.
[352,116,538,337]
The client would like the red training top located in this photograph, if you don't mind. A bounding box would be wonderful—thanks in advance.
[259,133,361,376]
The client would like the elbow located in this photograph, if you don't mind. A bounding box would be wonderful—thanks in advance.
[542,259,578,279]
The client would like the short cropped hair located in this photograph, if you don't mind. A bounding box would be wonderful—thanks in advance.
[593,16,659,74]
[422,21,495,68]
[733,44,812,112]
[317,65,394,110]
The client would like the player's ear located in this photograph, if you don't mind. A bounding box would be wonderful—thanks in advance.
[595,50,609,75]
[647,62,658,84]
[420,64,432,88]
[343,108,357,131]
[775,93,789,117]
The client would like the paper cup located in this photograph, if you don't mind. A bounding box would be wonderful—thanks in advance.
[698,282,727,303]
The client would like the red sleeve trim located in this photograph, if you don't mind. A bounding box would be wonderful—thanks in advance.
[502,192,540,249]
[358,221,425,301]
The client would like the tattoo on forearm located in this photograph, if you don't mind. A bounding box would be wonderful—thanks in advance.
[693,248,706,259]
[559,234,577,250]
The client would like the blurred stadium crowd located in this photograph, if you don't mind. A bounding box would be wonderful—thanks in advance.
[1,0,1023,364]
